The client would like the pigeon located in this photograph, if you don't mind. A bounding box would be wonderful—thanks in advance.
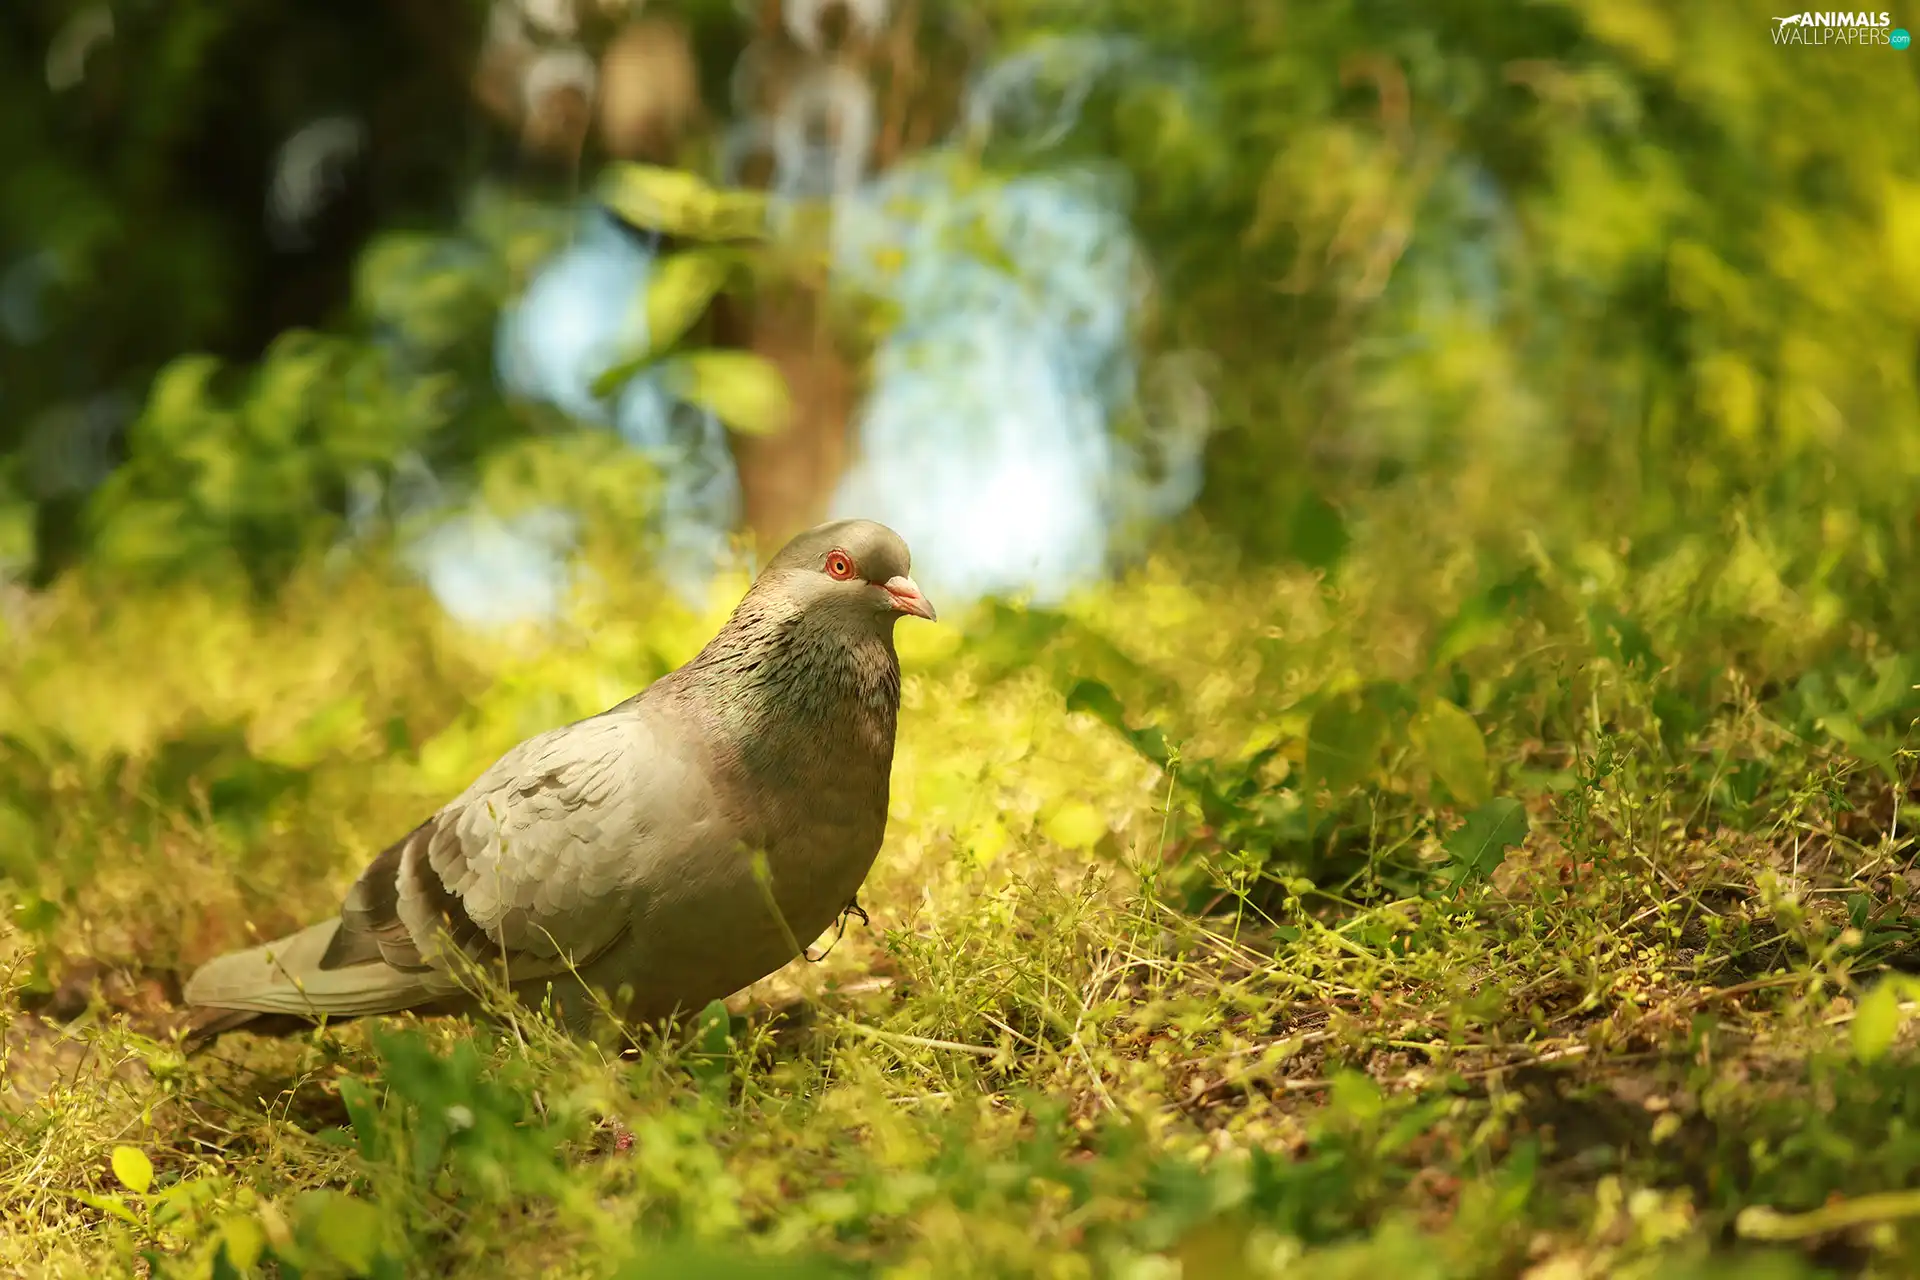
[183,518,935,1041]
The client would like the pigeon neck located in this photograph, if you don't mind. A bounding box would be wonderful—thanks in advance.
[681,600,902,757]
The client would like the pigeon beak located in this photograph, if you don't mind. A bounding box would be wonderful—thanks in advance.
[882,575,937,622]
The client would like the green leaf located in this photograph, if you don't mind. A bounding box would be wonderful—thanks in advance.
[644,251,730,353]
[338,1076,383,1163]
[1416,700,1491,806]
[1328,1070,1384,1124]
[301,1190,384,1275]
[1044,800,1107,850]
[670,350,793,437]
[1442,797,1529,883]
[12,891,60,933]
[1854,979,1905,1063]
[591,251,735,398]
[1587,604,1656,669]
[1304,692,1389,800]
[1286,492,1349,572]
[1430,571,1538,669]
[71,1191,141,1225]
[222,1215,267,1271]
[151,1176,213,1225]
[139,355,223,443]
[1065,678,1128,729]
[698,999,732,1059]
[590,351,667,402]
[1063,679,1171,766]
[687,998,734,1089]
[111,1145,154,1195]
[1819,714,1902,785]
[599,164,768,241]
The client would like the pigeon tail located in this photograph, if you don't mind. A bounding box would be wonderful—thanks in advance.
[183,918,444,1023]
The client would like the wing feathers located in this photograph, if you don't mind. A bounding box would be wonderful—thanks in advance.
[184,919,441,1018]
[190,708,694,1024]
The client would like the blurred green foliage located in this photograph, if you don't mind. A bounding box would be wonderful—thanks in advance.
[0,0,486,580]
[67,186,548,589]
[2,0,1913,594]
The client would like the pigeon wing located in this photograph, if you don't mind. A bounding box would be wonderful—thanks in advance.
[322,708,712,984]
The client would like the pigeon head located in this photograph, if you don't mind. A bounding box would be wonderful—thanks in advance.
[758,519,936,628]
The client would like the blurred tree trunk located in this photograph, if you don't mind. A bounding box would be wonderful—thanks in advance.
[713,287,858,551]
[711,0,966,552]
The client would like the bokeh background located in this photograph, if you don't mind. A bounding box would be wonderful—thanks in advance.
[4,0,1913,624]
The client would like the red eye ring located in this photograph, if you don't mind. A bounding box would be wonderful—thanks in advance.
[824,549,857,581]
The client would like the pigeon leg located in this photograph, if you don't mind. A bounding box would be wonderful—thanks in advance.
[803,896,871,963]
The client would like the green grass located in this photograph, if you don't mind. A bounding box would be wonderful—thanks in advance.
[4,468,1920,1279]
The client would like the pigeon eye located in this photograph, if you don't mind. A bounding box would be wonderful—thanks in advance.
[824,550,857,581]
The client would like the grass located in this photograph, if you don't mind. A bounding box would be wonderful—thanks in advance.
[4,462,1920,1279]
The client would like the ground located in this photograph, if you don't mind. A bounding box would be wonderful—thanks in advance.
[3,477,1919,1279]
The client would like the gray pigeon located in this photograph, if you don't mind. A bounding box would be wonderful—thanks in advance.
[183,519,935,1040]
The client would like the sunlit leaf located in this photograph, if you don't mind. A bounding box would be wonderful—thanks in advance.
[669,350,793,437]
[1044,800,1107,850]
[599,164,768,241]
[151,1175,211,1225]
[110,1145,153,1195]
[592,252,735,397]
[72,1191,141,1225]
[645,251,730,352]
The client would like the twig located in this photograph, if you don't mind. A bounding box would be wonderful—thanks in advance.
[838,1019,997,1059]
[1739,1190,1920,1240]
